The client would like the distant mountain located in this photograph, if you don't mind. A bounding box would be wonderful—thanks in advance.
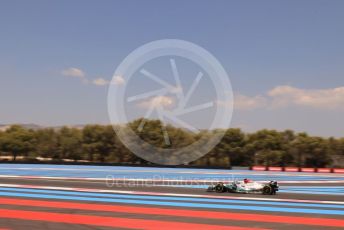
[0,124,43,131]
[0,123,92,131]
[0,125,11,131]
[50,124,88,130]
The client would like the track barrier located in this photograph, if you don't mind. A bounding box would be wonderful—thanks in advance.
[251,166,344,173]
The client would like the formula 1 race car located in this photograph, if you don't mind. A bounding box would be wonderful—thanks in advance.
[207,179,279,195]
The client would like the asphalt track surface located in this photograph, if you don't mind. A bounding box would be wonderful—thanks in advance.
[0,164,343,230]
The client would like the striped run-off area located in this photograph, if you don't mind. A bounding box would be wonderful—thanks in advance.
[0,164,343,229]
[0,164,343,183]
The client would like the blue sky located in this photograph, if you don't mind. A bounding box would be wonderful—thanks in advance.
[0,0,344,137]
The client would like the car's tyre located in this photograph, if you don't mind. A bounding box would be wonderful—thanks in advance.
[262,185,273,195]
[215,183,226,193]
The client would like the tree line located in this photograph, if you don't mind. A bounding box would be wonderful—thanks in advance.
[0,119,343,168]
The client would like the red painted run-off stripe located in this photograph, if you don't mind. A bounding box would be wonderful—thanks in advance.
[0,198,343,228]
[0,208,266,230]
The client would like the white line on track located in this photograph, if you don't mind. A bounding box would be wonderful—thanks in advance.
[0,183,343,205]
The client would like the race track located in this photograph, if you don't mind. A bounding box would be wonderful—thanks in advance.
[0,164,343,230]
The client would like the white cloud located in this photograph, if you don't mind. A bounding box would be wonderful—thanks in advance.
[112,75,125,85]
[138,96,175,109]
[92,76,125,86]
[268,85,344,109]
[234,94,268,110]
[61,67,121,87]
[92,78,109,86]
[217,94,267,111]
[61,67,85,78]
[217,85,344,111]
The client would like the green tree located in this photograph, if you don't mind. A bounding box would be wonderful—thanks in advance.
[35,128,59,159]
[212,128,247,166]
[57,127,82,161]
[82,125,112,162]
[290,134,332,167]
[0,122,341,167]
[255,150,284,166]
[0,125,35,161]
[246,130,286,166]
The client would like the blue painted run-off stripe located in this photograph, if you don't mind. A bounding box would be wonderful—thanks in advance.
[0,187,343,209]
[0,164,343,181]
